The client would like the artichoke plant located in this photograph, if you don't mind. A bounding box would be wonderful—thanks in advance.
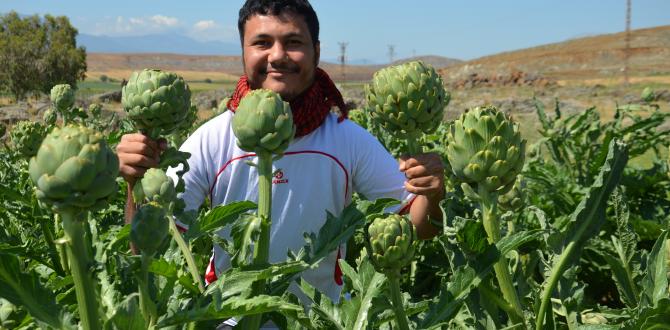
[365,60,449,154]
[28,124,119,213]
[27,124,119,330]
[50,84,75,113]
[43,108,57,126]
[445,105,526,322]
[231,89,294,329]
[447,105,526,195]
[10,121,46,158]
[232,88,295,156]
[347,108,370,129]
[121,69,192,139]
[366,214,416,330]
[132,168,176,206]
[88,103,102,118]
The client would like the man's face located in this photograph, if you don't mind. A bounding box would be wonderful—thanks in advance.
[242,12,319,101]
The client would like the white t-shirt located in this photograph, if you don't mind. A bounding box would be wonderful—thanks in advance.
[169,111,413,301]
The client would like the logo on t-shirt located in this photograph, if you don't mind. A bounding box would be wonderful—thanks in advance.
[273,170,288,184]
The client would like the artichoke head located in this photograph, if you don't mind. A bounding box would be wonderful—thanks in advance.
[43,109,57,126]
[498,175,525,212]
[232,89,295,156]
[365,60,449,138]
[88,103,102,117]
[132,168,176,205]
[121,69,192,138]
[10,121,46,158]
[28,124,119,213]
[641,87,655,103]
[130,202,168,256]
[367,214,416,274]
[50,84,75,113]
[446,106,526,194]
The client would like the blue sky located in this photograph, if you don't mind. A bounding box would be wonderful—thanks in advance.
[2,0,669,63]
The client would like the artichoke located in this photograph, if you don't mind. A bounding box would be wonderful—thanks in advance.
[365,61,449,139]
[498,175,525,212]
[367,214,416,274]
[347,108,370,129]
[88,103,102,117]
[446,106,526,194]
[130,202,168,256]
[50,84,75,113]
[10,121,46,158]
[43,108,57,126]
[232,89,295,156]
[121,69,192,138]
[641,87,655,103]
[132,168,176,205]
[28,124,119,212]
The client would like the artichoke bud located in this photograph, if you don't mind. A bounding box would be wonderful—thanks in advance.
[446,106,525,194]
[50,84,75,113]
[43,109,58,126]
[28,124,119,213]
[121,69,192,138]
[365,61,449,139]
[232,89,295,155]
[132,168,176,205]
[130,202,169,256]
[498,175,525,212]
[367,214,416,273]
[641,87,655,103]
[10,121,46,158]
[88,103,102,117]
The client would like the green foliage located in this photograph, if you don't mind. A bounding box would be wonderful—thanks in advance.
[0,11,86,100]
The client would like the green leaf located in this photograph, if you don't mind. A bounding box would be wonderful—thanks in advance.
[639,230,669,309]
[187,201,257,240]
[230,214,262,267]
[104,293,144,330]
[0,253,71,329]
[419,230,543,328]
[631,298,670,329]
[303,202,366,265]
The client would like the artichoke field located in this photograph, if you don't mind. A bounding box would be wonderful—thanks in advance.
[0,67,669,330]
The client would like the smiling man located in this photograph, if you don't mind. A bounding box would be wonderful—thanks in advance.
[116,0,444,326]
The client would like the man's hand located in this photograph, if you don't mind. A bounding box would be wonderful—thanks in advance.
[116,133,167,184]
[399,153,445,199]
[399,152,445,239]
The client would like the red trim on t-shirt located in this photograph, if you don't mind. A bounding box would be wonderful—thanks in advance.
[205,253,217,284]
[398,195,418,215]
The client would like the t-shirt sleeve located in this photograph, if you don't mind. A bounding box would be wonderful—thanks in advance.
[349,122,413,208]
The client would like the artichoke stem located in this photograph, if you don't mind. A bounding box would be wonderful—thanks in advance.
[54,214,69,275]
[168,217,205,293]
[242,151,273,330]
[535,240,578,330]
[406,134,422,155]
[138,253,157,328]
[61,211,101,330]
[387,272,411,330]
[478,186,524,325]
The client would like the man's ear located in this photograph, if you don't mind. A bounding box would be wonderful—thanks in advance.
[314,41,320,66]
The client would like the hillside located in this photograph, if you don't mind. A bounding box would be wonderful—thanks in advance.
[441,25,670,82]
[86,53,461,82]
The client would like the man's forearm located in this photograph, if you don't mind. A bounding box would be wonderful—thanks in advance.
[409,194,443,240]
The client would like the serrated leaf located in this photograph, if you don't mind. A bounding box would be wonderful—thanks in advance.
[104,293,144,330]
[187,201,257,240]
[639,230,669,309]
[303,202,366,264]
[0,253,71,329]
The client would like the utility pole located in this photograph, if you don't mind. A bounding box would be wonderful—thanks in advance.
[623,0,631,86]
[338,42,348,82]
[387,45,395,64]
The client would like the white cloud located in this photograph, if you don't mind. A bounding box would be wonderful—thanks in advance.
[150,15,179,27]
[193,20,217,31]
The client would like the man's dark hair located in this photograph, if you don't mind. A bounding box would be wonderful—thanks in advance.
[238,0,319,46]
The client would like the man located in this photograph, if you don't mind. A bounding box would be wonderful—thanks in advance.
[116,0,444,303]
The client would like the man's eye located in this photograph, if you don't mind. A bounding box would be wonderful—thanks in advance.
[287,39,303,46]
[253,40,271,47]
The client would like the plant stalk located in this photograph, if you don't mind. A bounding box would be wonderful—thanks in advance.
[535,241,577,330]
[168,217,205,293]
[138,253,157,328]
[478,186,524,325]
[37,214,65,275]
[61,211,101,330]
[387,272,411,330]
[406,135,421,155]
[241,151,273,330]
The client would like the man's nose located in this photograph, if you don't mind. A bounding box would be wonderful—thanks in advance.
[268,43,288,63]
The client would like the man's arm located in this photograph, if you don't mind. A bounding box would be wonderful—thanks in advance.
[399,153,445,239]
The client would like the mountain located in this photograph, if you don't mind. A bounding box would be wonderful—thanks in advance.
[77,34,241,56]
[441,25,670,81]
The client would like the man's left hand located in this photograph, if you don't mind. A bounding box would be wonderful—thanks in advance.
[399,153,445,199]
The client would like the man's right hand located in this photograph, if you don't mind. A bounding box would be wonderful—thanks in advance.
[116,133,167,184]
